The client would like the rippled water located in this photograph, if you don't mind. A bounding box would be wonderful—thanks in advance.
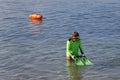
[0,0,120,80]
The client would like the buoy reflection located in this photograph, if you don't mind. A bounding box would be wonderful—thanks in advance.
[30,26,42,33]
[30,19,42,24]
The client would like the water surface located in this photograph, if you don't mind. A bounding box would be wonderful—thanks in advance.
[0,0,120,80]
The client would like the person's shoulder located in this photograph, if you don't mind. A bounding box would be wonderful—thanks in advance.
[67,38,72,41]
[76,38,80,41]
[66,39,72,43]
[77,39,81,42]
[67,39,70,42]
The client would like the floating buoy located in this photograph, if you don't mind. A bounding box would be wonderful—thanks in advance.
[29,14,43,20]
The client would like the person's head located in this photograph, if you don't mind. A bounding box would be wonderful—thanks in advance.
[69,32,80,41]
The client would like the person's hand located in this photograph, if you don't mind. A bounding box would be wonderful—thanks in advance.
[81,54,85,57]
[71,55,75,59]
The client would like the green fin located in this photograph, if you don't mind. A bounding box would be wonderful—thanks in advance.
[75,58,84,66]
[72,56,93,66]
[73,56,93,66]
[81,57,93,65]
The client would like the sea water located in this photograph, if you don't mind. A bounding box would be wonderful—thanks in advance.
[0,0,120,80]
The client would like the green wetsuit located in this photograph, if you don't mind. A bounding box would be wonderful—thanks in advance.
[66,39,84,57]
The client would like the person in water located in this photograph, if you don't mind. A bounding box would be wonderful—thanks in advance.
[66,32,85,61]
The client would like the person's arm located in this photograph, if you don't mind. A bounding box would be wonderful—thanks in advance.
[66,40,73,56]
[79,40,85,55]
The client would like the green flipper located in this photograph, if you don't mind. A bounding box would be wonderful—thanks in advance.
[81,57,93,65]
[73,56,93,66]
[75,58,84,66]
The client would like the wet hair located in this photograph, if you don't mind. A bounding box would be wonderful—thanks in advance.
[68,35,72,41]
[68,32,80,41]
[72,32,79,37]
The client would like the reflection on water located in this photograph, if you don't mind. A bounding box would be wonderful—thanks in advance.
[30,26,42,34]
[0,0,120,80]
[29,19,43,34]
[66,61,84,80]
[30,19,42,24]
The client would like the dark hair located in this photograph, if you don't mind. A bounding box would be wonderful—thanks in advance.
[68,35,72,41]
[68,32,80,41]
[72,32,79,37]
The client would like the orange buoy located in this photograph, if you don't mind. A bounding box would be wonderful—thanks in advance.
[29,14,43,20]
